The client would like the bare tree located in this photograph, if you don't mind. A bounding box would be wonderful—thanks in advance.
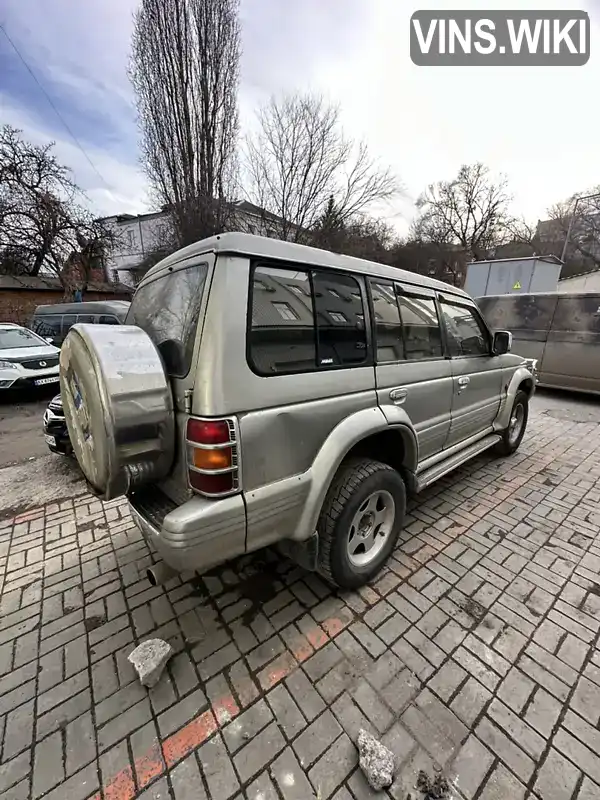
[414,163,513,261]
[0,125,115,295]
[243,94,400,242]
[130,0,240,246]
[545,189,600,269]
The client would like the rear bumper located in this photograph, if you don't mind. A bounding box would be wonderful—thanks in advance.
[128,486,246,574]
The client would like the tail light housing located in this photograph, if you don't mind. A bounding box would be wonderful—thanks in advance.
[186,417,241,498]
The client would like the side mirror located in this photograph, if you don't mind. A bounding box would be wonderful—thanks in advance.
[493,330,512,355]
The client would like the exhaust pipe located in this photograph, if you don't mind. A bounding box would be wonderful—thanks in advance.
[146,562,176,587]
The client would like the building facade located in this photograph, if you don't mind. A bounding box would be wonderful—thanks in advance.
[100,201,285,287]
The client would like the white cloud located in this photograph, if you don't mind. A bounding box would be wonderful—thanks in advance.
[1,95,149,216]
[3,0,600,232]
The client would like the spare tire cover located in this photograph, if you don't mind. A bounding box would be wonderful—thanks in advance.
[60,323,175,500]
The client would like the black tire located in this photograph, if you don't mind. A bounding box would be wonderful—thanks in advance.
[495,390,529,457]
[317,458,406,590]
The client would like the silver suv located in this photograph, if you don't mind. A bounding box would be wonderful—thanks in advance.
[59,233,536,589]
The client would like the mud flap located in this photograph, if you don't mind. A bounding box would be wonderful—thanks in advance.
[277,532,319,571]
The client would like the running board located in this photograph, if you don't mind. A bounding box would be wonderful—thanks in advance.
[415,434,501,492]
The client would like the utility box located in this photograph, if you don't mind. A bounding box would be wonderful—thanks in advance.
[464,256,563,298]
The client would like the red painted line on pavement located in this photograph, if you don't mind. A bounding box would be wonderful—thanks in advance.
[305,625,329,650]
[212,692,240,725]
[134,741,165,789]
[97,618,341,794]
[162,709,218,767]
[289,635,314,663]
[259,653,297,691]
[322,616,347,637]
[102,765,136,800]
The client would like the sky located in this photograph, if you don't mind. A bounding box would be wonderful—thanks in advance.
[1,0,599,235]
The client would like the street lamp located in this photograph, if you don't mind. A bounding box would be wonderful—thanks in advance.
[560,192,600,263]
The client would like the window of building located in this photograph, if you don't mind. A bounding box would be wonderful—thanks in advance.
[288,284,306,297]
[273,302,299,321]
[249,266,315,374]
[126,230,135,249]
[370,280,404,362]
[397,292,443,360]
[439,299,490,357]
[313,272,367,367]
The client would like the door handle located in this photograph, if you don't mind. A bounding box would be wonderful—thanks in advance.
[457,377,470,387]
[390,388,408,404]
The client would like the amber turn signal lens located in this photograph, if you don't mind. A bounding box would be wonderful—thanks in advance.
[191,446,232,471]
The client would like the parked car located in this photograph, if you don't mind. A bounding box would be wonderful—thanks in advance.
[43,394,71,455]
[59,233,537,589]
[477,291,600,396]
[31,300,130,347]
[0,323,61,390]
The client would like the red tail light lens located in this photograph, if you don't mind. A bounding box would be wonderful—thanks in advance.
[187,419,230,445]
[186,417,240,498]
[189,470,234,495]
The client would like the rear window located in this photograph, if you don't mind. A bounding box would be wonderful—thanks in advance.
[127,263,208,377]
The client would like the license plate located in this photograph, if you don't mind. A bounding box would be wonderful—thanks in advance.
[44,434,56,446]
[35,376,60,386]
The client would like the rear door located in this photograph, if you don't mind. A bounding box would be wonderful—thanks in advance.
[438,295,503,448]
[370,279,452,461]
[126,255,215,505]
[541,294,600,393]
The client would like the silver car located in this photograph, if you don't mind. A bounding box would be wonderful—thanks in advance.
[59,233,536,589]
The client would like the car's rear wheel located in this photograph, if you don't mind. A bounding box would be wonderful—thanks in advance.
[317,458,406,589]
[495,390,529,457]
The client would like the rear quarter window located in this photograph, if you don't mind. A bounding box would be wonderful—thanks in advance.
[248,264,369,375]
[127,263,209,377]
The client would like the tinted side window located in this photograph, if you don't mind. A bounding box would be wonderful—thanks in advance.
[397,292,443,360]
[62,314,77,334]
[440,300,489,357]
[249,266,316,374]
[313,273,367,367]
[32,315,62,337]
[77,314,97,324]
[99,315,120,325]
[370,280,404,362]
[477,294,557,335]
[552,296,600,334]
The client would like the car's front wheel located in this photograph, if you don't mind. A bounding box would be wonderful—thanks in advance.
[317,458,406,589]
[495,389,529,457]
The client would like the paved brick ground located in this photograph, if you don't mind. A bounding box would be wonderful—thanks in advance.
[2,400,600,799]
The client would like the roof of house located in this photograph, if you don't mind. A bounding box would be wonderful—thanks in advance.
[0,275,132,294]
[141,231,469,298]
[98,199,285,227]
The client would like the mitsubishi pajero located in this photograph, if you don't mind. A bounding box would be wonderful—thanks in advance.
[59,233,536,589]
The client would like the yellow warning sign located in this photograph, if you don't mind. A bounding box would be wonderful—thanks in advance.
[512,281,522,290]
